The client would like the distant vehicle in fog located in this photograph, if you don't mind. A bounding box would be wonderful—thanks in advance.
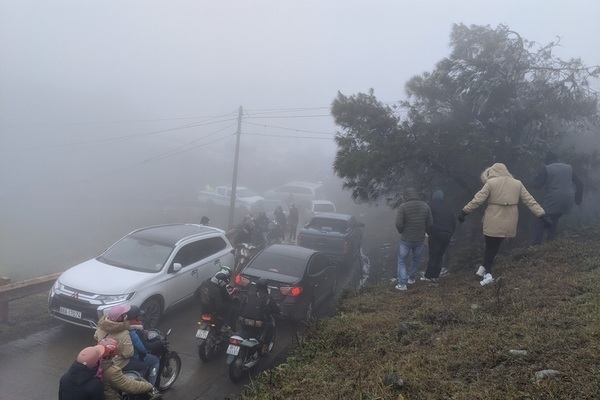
[262,181,324,208]
[197,185,264,212]
[308,200,336,220]
[297,212,364,268]
[48,224,234,328]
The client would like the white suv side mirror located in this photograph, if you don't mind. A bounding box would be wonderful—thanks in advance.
[172,263,182,272]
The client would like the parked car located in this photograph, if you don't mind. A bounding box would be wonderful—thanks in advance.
[232,244,337,320]
[262,181,324,209]
[297,212,364,268]
[308,200,336,220]
[48,224,234,328]
[197,185,264,212]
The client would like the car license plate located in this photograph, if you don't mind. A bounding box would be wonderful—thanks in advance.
[195,329,209,339]
[226,344,240,356]
[59,306,82,319]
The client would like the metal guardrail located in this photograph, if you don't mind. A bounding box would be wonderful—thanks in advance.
[0,273,61,323]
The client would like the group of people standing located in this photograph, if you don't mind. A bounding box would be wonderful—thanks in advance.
[394,153,583,290]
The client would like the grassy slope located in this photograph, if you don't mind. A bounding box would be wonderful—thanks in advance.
[236,233,600,399]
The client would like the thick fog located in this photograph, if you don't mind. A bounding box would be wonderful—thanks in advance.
[1,1,599,281]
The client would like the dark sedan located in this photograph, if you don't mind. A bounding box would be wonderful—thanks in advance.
[232,244,337,320]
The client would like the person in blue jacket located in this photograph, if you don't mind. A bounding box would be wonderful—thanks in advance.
[125,306,160,387]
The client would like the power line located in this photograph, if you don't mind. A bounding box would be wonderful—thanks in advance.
[242,121,334,135]
[244,132,334,140]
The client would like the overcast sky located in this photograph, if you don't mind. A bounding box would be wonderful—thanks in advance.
[1,0,599,280]
[0,0,599,194]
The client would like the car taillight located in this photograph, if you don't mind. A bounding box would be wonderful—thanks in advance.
[280,286,303,296]
[230,337,241,345]
[343,239,349,254]
[235,274,250,286]
[297,233,303,244]
[200,314,213,322]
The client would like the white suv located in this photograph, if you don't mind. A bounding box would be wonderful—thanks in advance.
[48,224,234,328]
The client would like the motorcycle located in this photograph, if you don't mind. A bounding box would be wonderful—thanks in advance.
[141,328,181,391]
[196,313,231,362]
[226,315,276,383]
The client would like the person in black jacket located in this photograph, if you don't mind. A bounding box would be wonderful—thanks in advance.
[531,152,583,245]
[198,268,233,329]
[422,189,456,285]
[59,345,105,400]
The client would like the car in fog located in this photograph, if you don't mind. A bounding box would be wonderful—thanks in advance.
[48,224,234,328]
[297,212,364,268]
[232,244,337,320]
[262,181,324,209]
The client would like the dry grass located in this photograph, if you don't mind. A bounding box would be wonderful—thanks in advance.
[235,232,600,400]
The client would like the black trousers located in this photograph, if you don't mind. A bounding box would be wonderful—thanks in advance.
[424,231,452,279]
[483,235,504,273]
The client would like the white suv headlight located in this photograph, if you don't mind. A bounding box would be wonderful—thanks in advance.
[96,293,134,304]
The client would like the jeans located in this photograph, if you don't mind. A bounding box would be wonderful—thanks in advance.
[532,213,562,245]
[397,239,425,286]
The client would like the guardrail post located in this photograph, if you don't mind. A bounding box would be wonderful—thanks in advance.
[0,277,10,323]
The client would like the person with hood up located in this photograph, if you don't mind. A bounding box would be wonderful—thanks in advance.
[93,305,134,371]
[531,151,583,245]
[421,189,456,286]
[97,337,162,400]
[458,163,552,286]
[58,344,105,400]
[394,187,433,291]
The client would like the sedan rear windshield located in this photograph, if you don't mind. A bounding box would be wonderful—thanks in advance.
[99,237,173,272]
[248,253,305,278]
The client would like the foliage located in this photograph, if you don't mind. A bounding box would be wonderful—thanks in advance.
[234,235,600,399]
[331,23,600,205]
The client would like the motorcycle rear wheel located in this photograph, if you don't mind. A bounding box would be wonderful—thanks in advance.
[228,352,246,383]
[198,331,217,362]
[158,351,181,391]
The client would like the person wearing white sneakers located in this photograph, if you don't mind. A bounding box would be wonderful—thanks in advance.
[394,187,433,291]
[458,163,552,286]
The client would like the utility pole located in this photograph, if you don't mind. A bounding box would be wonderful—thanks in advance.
[228,106,243,229]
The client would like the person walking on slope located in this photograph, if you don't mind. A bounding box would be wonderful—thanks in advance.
[531,151,583,245]
[421,189,456,286]
[395,187,433,291]
[458,163,552,286]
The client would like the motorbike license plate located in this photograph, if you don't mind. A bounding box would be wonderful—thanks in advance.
[59,306,82,319]
[195,329,209,339]
[226,344,240,356]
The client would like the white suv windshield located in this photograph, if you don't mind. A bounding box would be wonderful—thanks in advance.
[100,237,173,272]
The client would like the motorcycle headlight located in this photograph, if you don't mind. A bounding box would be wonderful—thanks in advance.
[96,293,134,305]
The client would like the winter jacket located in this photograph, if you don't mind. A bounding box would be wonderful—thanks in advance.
[94,317,133,369]
[100,359,153,400]
[428,197,456,235]
[58,361,104,400]
[395,188,433,241]
[463,163,545,238]
[532,162,583,214]
[198,278,231,316]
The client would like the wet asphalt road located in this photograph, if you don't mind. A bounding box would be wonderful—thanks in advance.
[0,262,358,400]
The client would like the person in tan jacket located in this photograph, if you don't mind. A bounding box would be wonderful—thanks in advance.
[97,337,162,400]
[94,305,134,370]
[458,163,552,286]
